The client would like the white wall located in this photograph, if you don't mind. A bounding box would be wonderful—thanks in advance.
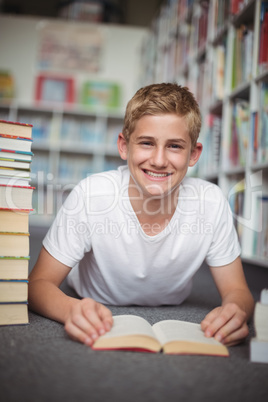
[0,15,147,110]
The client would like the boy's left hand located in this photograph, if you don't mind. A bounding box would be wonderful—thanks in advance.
[201,303,249,346]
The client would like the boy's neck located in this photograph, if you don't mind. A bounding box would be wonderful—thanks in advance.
[128,177,179,224]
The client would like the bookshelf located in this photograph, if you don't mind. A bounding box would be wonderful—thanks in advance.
[0,15,146,227]
[0,101,125,226]
[139,0,268,268]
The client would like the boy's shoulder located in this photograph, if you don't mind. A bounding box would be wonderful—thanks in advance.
[181,176,224,201]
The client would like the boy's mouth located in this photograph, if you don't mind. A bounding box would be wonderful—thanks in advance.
[143,169,172,178]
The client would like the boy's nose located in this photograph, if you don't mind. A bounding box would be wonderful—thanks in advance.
[151,147,168,167]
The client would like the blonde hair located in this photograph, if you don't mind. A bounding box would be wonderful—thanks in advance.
[122,83,202,148]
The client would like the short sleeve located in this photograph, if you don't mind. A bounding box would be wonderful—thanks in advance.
[43,182,91,267]
[205,194,241,267]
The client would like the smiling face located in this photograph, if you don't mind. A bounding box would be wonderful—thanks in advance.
[118,114,202,203]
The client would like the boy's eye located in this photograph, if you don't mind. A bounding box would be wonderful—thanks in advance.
[168,144,182,149]
[140,141,153,146]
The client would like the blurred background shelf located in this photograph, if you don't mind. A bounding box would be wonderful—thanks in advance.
[0,0,267,267]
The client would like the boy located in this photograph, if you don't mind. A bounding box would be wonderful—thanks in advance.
[28,83,254,347]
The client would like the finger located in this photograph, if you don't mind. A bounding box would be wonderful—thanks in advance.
[97,304,113,331]
[217,324,249,346]
[205,305,247,340]
[66,300,104,342]
[81,300,110,336]
[213,311,248,342]
[203,307,235,338]
[65,318,96,346]
[201,307,221,333]
[205,317,230,338]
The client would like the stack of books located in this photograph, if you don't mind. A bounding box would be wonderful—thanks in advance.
[0,119,34,326]
[250,289,268,364]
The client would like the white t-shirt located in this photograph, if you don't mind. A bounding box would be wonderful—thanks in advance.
[43,166,241,306]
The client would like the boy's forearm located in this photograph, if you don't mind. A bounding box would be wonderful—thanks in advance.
[28,279,79,324]
[221,288,255,321]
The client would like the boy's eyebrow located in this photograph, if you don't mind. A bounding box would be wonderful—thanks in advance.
[135,135,154,140]
[136,135,187,144]
[166,138,187,144]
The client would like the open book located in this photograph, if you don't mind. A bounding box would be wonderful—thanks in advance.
[92,315,229,356]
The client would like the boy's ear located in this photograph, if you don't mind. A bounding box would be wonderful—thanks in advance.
[117,132,128,160]
[189,142,203,167]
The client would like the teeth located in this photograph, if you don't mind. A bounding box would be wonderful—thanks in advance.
[145,170,170,178]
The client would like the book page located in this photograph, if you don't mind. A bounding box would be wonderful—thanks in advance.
[152,320,222,346]
[97,315,156,340]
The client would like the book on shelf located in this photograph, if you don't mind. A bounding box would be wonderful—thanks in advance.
[0,119,33,327]
[210,0,230,35]
[58,0,104,22]
[251,110,259,164]
[232,24,253,89]
[0,70,14,101]
[257,82,268,163]
[250,289,268,364]
[197,1,209,50]
[252,195,268,259]
[22,115,50,142]
[92,315,229,356]
[230,0,244,15]
[229,99,250,167]
[214,43,226,102]
[199,114,221,176]
[59,155,93,182]
[259,1,268,73]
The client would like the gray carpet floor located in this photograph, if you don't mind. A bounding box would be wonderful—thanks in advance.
[0,225,267,402]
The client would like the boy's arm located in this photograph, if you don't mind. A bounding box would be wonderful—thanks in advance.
[28,247,113,345]
[200,256,255,346]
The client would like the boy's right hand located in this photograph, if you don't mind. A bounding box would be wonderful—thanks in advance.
[64,298,113,346]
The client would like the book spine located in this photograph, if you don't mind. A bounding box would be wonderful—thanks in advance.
[0,119,33,128]
[0,134,33,142]
[259,3,268,67]
[0,149,34,156]
[0,184,35,189]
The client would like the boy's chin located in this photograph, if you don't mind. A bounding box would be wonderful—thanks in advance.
[143,186,178,200]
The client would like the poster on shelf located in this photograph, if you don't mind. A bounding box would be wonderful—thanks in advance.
[35,75,75,104]
[81,81,121,109]
[36,21,103,73]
